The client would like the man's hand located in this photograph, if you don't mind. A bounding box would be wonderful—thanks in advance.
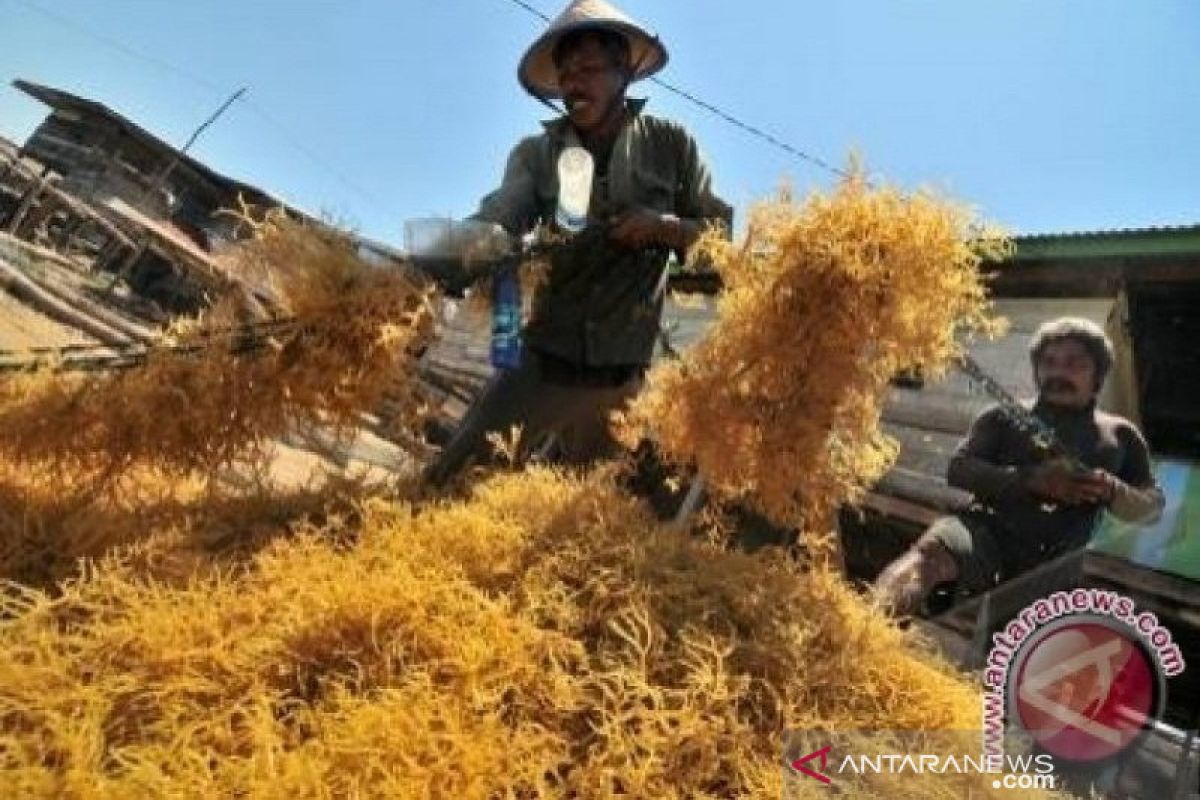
[609,208,681,250]
[1026,459,1117,506]
[1084,469,1122,505]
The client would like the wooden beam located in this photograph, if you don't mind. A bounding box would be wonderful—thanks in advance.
[874,466,972,512]
[23,266,156,343]
[0,232,83,272]
[1084,552,1200,610]
[858,491,943,528]
[0,256,132,346]
[4,166,52,234]
[883,387,988,435]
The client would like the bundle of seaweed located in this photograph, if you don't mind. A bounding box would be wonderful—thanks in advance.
[0,213,436,485]
[622,173,1008,535]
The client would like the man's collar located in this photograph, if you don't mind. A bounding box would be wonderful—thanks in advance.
[541,97,649,140]
[1034,396,1098,419]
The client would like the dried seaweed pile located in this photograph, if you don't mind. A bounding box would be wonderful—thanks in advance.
[0,467,1056,799]
[623,174,1008,534]
[0,213,435,484]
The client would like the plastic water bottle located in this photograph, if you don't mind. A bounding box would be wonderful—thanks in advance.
[556,146,594,233]
[490,266,522,370]
[487,147,591,370]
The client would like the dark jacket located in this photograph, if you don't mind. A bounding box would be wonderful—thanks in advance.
[948,399,1164,551]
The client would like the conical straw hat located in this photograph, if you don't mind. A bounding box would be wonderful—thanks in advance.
[517,0,668,100]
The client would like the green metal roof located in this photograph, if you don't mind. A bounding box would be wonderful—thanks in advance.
[1013,223,1200,261]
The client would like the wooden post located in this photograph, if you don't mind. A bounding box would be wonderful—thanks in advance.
[54,195,89,253]
[94,236,121,271]
[107,239,150,292]
[0,145,25,186]
[20,185,62,243]
[5,165,51,234]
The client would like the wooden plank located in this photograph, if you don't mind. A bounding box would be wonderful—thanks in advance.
[5,169,51,234]
[0,256,132,347]
[21,263,156,343]
[282,424,418,472]
[859,491,944,528]
[883,423,960,478]
[883,387,989,436]
[1084,552,1200,611]
[0,232,87,272]
[875,466,972,512]
[0,290,95,351]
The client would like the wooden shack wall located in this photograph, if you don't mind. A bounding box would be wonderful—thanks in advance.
[24,110,241,238]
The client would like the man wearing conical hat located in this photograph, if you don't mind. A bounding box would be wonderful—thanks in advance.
[426,0,731,485]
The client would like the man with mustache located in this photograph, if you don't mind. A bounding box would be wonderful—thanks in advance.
[876,317,1165,616]
[425,0,730,485]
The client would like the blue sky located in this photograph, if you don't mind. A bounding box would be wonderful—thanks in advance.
[1,0,1197,246]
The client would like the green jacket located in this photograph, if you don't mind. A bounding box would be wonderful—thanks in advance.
[475,100,731,367]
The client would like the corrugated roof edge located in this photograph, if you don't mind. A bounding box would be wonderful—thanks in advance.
[1010,223,1200,261]
[1016,223,1200,241]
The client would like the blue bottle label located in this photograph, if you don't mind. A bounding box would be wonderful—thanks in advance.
[490,270,522,370]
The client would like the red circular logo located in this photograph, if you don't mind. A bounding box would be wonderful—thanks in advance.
[1007,617,1160,762]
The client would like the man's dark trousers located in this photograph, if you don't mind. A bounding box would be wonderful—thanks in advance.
[423,349,642,486]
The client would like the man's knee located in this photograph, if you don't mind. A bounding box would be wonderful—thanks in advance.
[874,535,960,616]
